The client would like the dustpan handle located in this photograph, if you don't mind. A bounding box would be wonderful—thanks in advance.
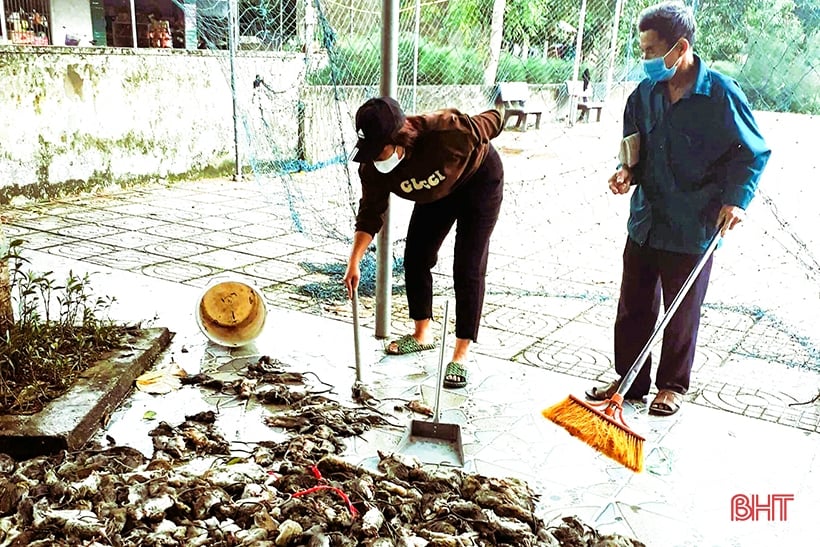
[617,230,721,398]
[433,300,449,424]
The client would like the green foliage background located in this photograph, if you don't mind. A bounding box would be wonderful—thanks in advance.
[308,34,575,86]
[309,0,818,114]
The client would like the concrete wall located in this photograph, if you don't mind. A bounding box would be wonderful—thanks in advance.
[0,44,636,204]
[0,45,306,203]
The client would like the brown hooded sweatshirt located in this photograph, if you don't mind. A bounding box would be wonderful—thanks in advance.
[354,108,503,236]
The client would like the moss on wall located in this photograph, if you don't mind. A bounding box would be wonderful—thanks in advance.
[1,46,309,202]
[36,136,54,187]
[0,159,235,205]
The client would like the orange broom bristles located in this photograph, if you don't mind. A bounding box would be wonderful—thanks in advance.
[542,394,645,473]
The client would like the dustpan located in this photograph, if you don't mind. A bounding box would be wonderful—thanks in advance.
[397,301,465,467]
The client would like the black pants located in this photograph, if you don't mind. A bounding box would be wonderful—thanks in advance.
[404,145,503,341]
[614,236,713,397]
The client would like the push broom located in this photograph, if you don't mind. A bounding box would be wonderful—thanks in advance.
[543,230,722,472]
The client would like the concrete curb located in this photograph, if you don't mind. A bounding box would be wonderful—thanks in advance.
[0,327,172,460]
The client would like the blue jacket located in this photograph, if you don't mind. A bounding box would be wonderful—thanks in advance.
[624,55,771,253]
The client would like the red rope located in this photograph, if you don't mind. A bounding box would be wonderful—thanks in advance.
[290,465,359,517]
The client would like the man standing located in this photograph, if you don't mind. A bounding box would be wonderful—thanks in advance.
[586,1,771,415]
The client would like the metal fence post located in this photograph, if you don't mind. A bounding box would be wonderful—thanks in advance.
[129,0,138,48]
[229,0,242,181]
[571,0,588,82]
[375,0,399,339]
[605,0,625,101]
[0,0,7,43]
[569,0,589,125]
[412,0,421,113]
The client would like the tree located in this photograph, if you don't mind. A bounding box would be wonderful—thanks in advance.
[484,0,507,85]
[504,0,571,58]
[696,0,804,62]
[794,0,820,35]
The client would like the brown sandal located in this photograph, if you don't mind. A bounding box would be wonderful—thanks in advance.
[649,390,684,416]
[585,379,647,403]
[585,379,619,401]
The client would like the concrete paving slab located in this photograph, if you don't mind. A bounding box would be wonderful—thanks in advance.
[10,243,817,546]
[2,115,819,545]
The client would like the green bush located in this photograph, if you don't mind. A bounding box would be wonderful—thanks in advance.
[496,52,528,82]
[485,52,575,84]
[308,36,381,86]
[309,37,573,86]
[709,32,820,115]
[1,240,128,415]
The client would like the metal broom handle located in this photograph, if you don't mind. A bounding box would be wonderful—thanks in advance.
[617,231,722,398]
[433,300,449,424]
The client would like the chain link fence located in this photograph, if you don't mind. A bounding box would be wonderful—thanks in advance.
[179,0,819,361]
[185,0,818,231]
[189,0,817,172]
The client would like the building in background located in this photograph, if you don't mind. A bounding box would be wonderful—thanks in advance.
[1,0,205,48]
[2,0,51,45]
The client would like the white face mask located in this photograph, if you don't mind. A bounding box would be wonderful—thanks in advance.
[373,147,403,173]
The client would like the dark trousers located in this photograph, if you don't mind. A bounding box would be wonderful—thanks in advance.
[404,145,503,341]
[614,236,713,396]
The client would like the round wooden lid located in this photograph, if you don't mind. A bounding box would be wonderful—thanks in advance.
[199,281,258,328]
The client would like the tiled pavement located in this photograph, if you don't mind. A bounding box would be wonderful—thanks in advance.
[2,119,819,545]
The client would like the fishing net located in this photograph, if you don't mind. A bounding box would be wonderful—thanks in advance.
[176,0,819,378]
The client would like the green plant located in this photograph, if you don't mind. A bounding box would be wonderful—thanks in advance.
[711,31,820,115]
[497,52,574,84]
[0,239,129,415]
[309,31,577,87]
[496,52,528,82]
[307,35,381,86]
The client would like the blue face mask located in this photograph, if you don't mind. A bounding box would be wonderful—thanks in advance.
[642,42,681,82]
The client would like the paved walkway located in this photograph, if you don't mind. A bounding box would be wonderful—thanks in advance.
[2,118,818,546]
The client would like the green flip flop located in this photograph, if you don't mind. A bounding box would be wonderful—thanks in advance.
[443,361,467,389]
[385,334,436,355]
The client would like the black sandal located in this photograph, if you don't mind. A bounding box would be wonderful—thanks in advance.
[443,361,467,389]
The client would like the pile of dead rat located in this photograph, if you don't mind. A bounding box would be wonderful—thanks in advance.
[0,356,645,547]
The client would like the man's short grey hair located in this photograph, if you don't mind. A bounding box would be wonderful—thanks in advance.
[638,1,696,47]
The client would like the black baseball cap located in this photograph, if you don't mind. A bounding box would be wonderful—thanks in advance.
[351,97,406,163]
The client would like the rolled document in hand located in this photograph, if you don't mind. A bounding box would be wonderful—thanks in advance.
[619,133,640,167]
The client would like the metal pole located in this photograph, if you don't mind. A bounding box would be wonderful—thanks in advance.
[412,0,420,113]
[229,0,242,181]
[568,0,588,125]
[375,0,399,339]
[484,0,507,86]
[129,0,138,48]
[571,0,588,81]
[605,0,625,100]
[0,0,7,43]
[352,289,362,383]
